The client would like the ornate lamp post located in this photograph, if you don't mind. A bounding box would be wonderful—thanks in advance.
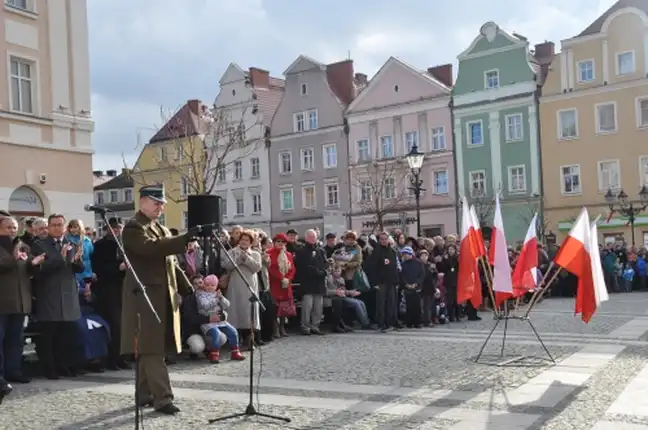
[604,186,648,246]
[406,144,425,237]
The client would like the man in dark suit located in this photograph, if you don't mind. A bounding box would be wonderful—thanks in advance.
[120,185,193,415]
[91,217,129,371]
[31,213,85,379]
[294,229,328,335]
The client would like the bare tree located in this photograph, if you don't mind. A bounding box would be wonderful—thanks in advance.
[126,100,264,202]
[465,193,495,227]
[351,159,410,231]
[517,200,550,241]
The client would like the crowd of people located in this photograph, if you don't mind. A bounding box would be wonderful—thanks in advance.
[0,187,641,414]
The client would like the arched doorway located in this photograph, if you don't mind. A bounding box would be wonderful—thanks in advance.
[9,186,44,222]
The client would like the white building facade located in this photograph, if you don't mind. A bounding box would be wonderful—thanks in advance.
[211,64,284,231]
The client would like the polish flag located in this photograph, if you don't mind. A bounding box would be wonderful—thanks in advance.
[553,208,608,323]
[488,193,513,305]
[469,205,487,258]
[458,198,482,308]
[511,213,539,295]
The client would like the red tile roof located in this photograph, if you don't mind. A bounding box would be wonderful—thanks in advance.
[326,60,355,106]
[149,99,211,143]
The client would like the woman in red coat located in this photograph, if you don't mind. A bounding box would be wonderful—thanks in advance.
[267,233,296,337]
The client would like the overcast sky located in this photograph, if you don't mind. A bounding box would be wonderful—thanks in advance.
[88,0,616,172]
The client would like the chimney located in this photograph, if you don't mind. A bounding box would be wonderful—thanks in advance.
[106,170,117,177]
[534,42,555,60]
[354,73,368,87]
[427,64,453,87]
[92,170,103,177]
[326,60,355,106]
[248,67,270,89]
[186,99,201,116]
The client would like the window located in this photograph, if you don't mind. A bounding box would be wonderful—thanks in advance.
[467,121,483,146]
[250,157,260,178]
[280,188,294,211]
[357,139,370,162]
[323,144,337,168]
[598,160,620,191]
[617,51,635,75]
[433,171,448,194]
[637,98,648,128]
[383,177,395,199]
[124,189,133,202]
[221,197,228,218]
[6,0,28,10]
[110,190,119,203]
[301,83,308,96]
[561,165,581,194]
[159,146,168,162]
[405,131,418,152]
[233,161,243,180]
[279,152,292,174]
[558,109,578,139]
[640,157,648,186]
[380,136,393,158]
[505,114,523,141]
[431,127,446,151]
[180,177,189,197]
[252,194,262,214]
[596,103,617,134]
[485,70,499,89]
[326,183,339,207]
[235,198,244,216]
[294,112,305,132]
[308,110,318,130]
[577,60,595,82]
[182,211,188,230]
[300,148,313,171]
[301,185,315,209]
[469,171,486,197]
[175,144,183,160]
[96,192,104,204]
[508,165,526,193]
[10,57,33,114]
[359,181,372,202]
[217,166,226,182]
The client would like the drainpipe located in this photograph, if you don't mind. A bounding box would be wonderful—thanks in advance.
[343,117,352,230]
[449,96,461,234]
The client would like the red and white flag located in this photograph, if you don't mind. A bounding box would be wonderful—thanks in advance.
[458,198,482,308]
[469,205,487,258]
[512,213,539,295]
[488,193,513,305]
[553,208,608,323]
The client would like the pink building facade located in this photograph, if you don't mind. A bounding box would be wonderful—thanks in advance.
[346,57,457,237]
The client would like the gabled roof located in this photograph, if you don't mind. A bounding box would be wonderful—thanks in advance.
[282,55,325,76]
[94,171,134,191]
[457,21,526,60]
[148,100,211,144]
[577,0,648,37]
[219,63,246,85]
[346,56,450,113]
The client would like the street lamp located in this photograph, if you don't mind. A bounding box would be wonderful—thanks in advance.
[604,186,648,245]
[406,144,425,237]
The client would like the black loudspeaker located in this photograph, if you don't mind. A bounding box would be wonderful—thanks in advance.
[187,194,222,232]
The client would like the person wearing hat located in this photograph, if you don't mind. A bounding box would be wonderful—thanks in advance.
[119,185,195,415]
[285,229,301,254]
[323,232,342,259]
[91,217,129,371]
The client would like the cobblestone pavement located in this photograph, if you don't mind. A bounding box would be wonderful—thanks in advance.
[4,293,648,429]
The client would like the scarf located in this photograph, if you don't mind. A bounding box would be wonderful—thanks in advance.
[185,251,196,277]
[277,249,290,275]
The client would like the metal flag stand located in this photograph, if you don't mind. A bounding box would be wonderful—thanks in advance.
[473,262,562,367]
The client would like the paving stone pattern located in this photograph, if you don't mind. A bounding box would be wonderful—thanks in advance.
[3,293,648,429]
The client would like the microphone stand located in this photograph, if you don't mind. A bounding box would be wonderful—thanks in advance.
[207,235,291,425]
[98,211,161,430]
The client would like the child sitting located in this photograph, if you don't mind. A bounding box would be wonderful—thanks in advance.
[182,275,245,363]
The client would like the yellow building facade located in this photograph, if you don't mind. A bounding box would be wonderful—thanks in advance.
[540,3,648,246]
[132,100,210,231]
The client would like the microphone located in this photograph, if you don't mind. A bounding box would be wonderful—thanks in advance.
[84,204,109,214]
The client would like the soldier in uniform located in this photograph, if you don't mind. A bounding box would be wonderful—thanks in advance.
[120,185,194,415]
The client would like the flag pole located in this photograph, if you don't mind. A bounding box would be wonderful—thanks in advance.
[524,264,563,318]
[478,256,499,317]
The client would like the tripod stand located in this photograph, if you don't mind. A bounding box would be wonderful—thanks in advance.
[99,212,161,430]
[207,235,291,425]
